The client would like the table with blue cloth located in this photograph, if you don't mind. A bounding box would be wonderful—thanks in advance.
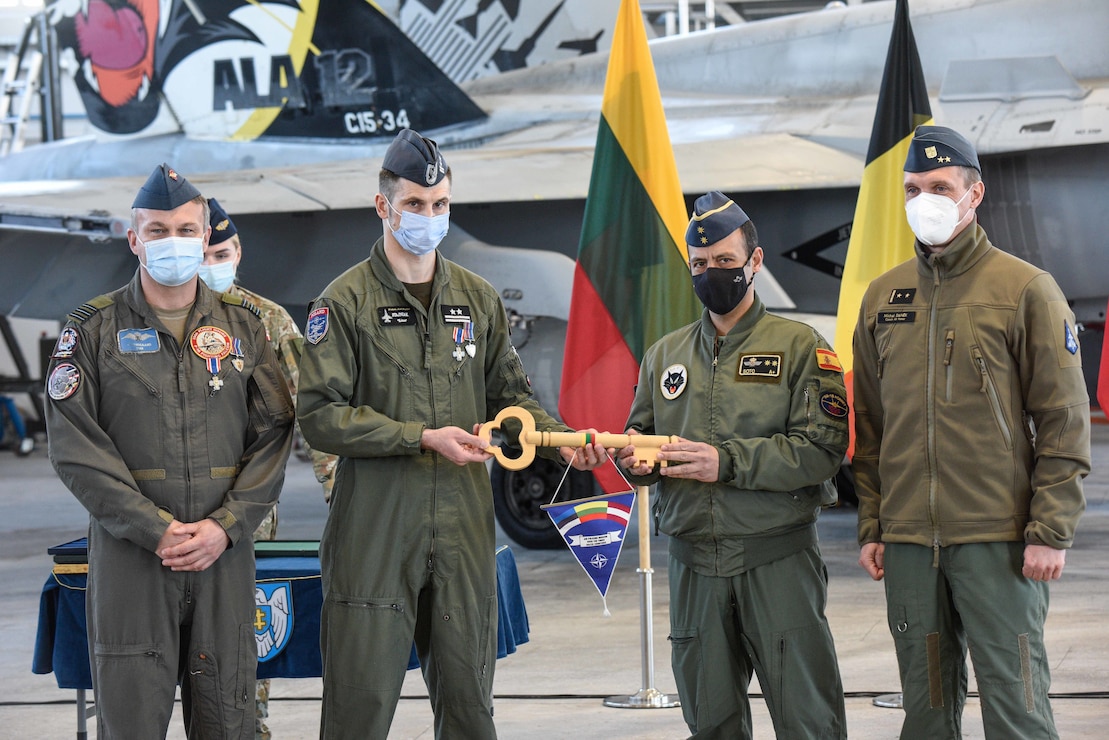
[34,540,528,736]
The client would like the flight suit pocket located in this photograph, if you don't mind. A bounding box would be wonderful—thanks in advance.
[186,645,228,736]
[325,595,410,691]
[249,362,294,434]
[668,627,705,730]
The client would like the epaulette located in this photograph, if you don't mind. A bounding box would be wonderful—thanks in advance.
[222,292,262,319]
[67,294,114,323]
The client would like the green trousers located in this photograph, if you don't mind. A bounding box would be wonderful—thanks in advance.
[668,546,847,740]
[883,541,1058,740]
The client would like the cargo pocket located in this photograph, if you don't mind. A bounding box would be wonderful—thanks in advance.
[669,627,703,730]
[187,644,228,736]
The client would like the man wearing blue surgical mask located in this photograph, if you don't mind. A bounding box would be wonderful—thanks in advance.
[200,197,337,740]
[853,125,1091,739]
[298,129,608,739]
[44,163,294,738]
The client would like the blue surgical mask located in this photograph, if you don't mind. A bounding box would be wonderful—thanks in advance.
[139,235,204,286]
[386,200,449,256]
[198,261,237,293]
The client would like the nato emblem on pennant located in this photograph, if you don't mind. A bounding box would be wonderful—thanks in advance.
[542,490,635,616]
[255,582,293,662]
[306,307,329,344]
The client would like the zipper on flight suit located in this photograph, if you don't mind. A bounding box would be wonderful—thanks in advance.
[421,313,438,574]
[927,263,942,567]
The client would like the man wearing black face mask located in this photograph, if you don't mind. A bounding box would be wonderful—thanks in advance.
[616,191,849,738]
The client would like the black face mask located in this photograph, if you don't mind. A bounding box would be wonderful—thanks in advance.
[691,266,750,315]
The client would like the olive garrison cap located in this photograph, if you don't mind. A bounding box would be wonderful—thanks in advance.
[904,125,981,173]
[207,198,238,246]
[382,129,448,186]
[685,191,750,247]
[132,163,201,210]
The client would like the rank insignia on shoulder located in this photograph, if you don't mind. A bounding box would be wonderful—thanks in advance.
[48,363,81,401]
[819,391,849,419]
[888,288,916,304]
[67,294,113,323]
[737,353,782,382]
[307,307,330,344]
[52,327,79,358]
[379,306,415,326]
[118,328,160,354]
[660,364,688,400]
[441,305,472,324]
[815,348,842,373]
[221,293,261,318]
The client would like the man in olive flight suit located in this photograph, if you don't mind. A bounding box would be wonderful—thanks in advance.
[853,126,1091,739]
[45,164,294,739]
[618,192,849,739]
[297,129,606,739]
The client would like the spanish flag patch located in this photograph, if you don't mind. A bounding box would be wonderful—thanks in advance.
[816,348,842,372]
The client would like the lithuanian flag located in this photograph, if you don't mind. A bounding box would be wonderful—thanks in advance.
[559,0,700,444]
[834,0,933,454]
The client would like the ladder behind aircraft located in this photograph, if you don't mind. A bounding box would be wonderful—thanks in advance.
[0,12,60,157]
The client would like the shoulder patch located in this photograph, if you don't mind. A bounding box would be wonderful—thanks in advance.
[815,348,842,373]
[67,294,113,323]
[222,292,262,318]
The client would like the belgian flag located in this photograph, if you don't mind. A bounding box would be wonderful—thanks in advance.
[558,0,700,444]
[834,0,933,454]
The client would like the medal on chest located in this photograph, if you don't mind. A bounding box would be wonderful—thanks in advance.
[452,321,475,361]
[190,326,232,392]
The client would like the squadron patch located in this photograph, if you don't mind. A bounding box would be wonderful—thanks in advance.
[190,326,232,360]
[48,363,81,400]
[117,328,159,354]
[378,306,415,326]
[815,348,842,373]
[888,288,916,305]
[52,327,79,358]
[737,353,782,382]
[660,364,688,400]
[819,391,849,419]
[307,307,330,344]
[1064,320,1079,355]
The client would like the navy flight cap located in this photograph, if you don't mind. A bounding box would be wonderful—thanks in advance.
[382,129,448,186]
[685,191,750,247]
[207,198,238,246]
[132,163,202,210]
[904,125,981,173]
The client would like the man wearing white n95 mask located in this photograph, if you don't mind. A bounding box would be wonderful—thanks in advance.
[852,125,1091,739]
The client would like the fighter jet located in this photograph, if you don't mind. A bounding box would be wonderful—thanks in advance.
[0,0,1105,545]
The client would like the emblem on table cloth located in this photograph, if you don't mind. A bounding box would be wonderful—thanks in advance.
[255,582,293,662]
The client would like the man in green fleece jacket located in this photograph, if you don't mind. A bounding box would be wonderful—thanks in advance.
[852,125,1091,739]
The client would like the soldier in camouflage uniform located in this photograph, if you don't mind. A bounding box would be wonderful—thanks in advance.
[201,198,338,739]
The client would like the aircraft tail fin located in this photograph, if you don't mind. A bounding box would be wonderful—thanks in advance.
[44,0,487,142]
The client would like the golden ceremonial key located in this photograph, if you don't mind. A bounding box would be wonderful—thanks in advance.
[477,405,678,471]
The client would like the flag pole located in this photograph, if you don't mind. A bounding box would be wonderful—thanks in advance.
[603,484,680,708]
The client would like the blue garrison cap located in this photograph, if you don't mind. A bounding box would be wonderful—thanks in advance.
[904,125,981,173]
[132,163,201,210]
[685,191,750,247]
[207,198,238,246]
[382,129,448,186]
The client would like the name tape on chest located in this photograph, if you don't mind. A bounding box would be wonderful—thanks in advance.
[117,328,159,354]
[878,311,916,324]
[737,353,782,383]
[378,306,415,326]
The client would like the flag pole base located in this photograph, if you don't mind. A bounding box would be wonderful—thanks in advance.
[873,692,903,708]
[603,688,681,709]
